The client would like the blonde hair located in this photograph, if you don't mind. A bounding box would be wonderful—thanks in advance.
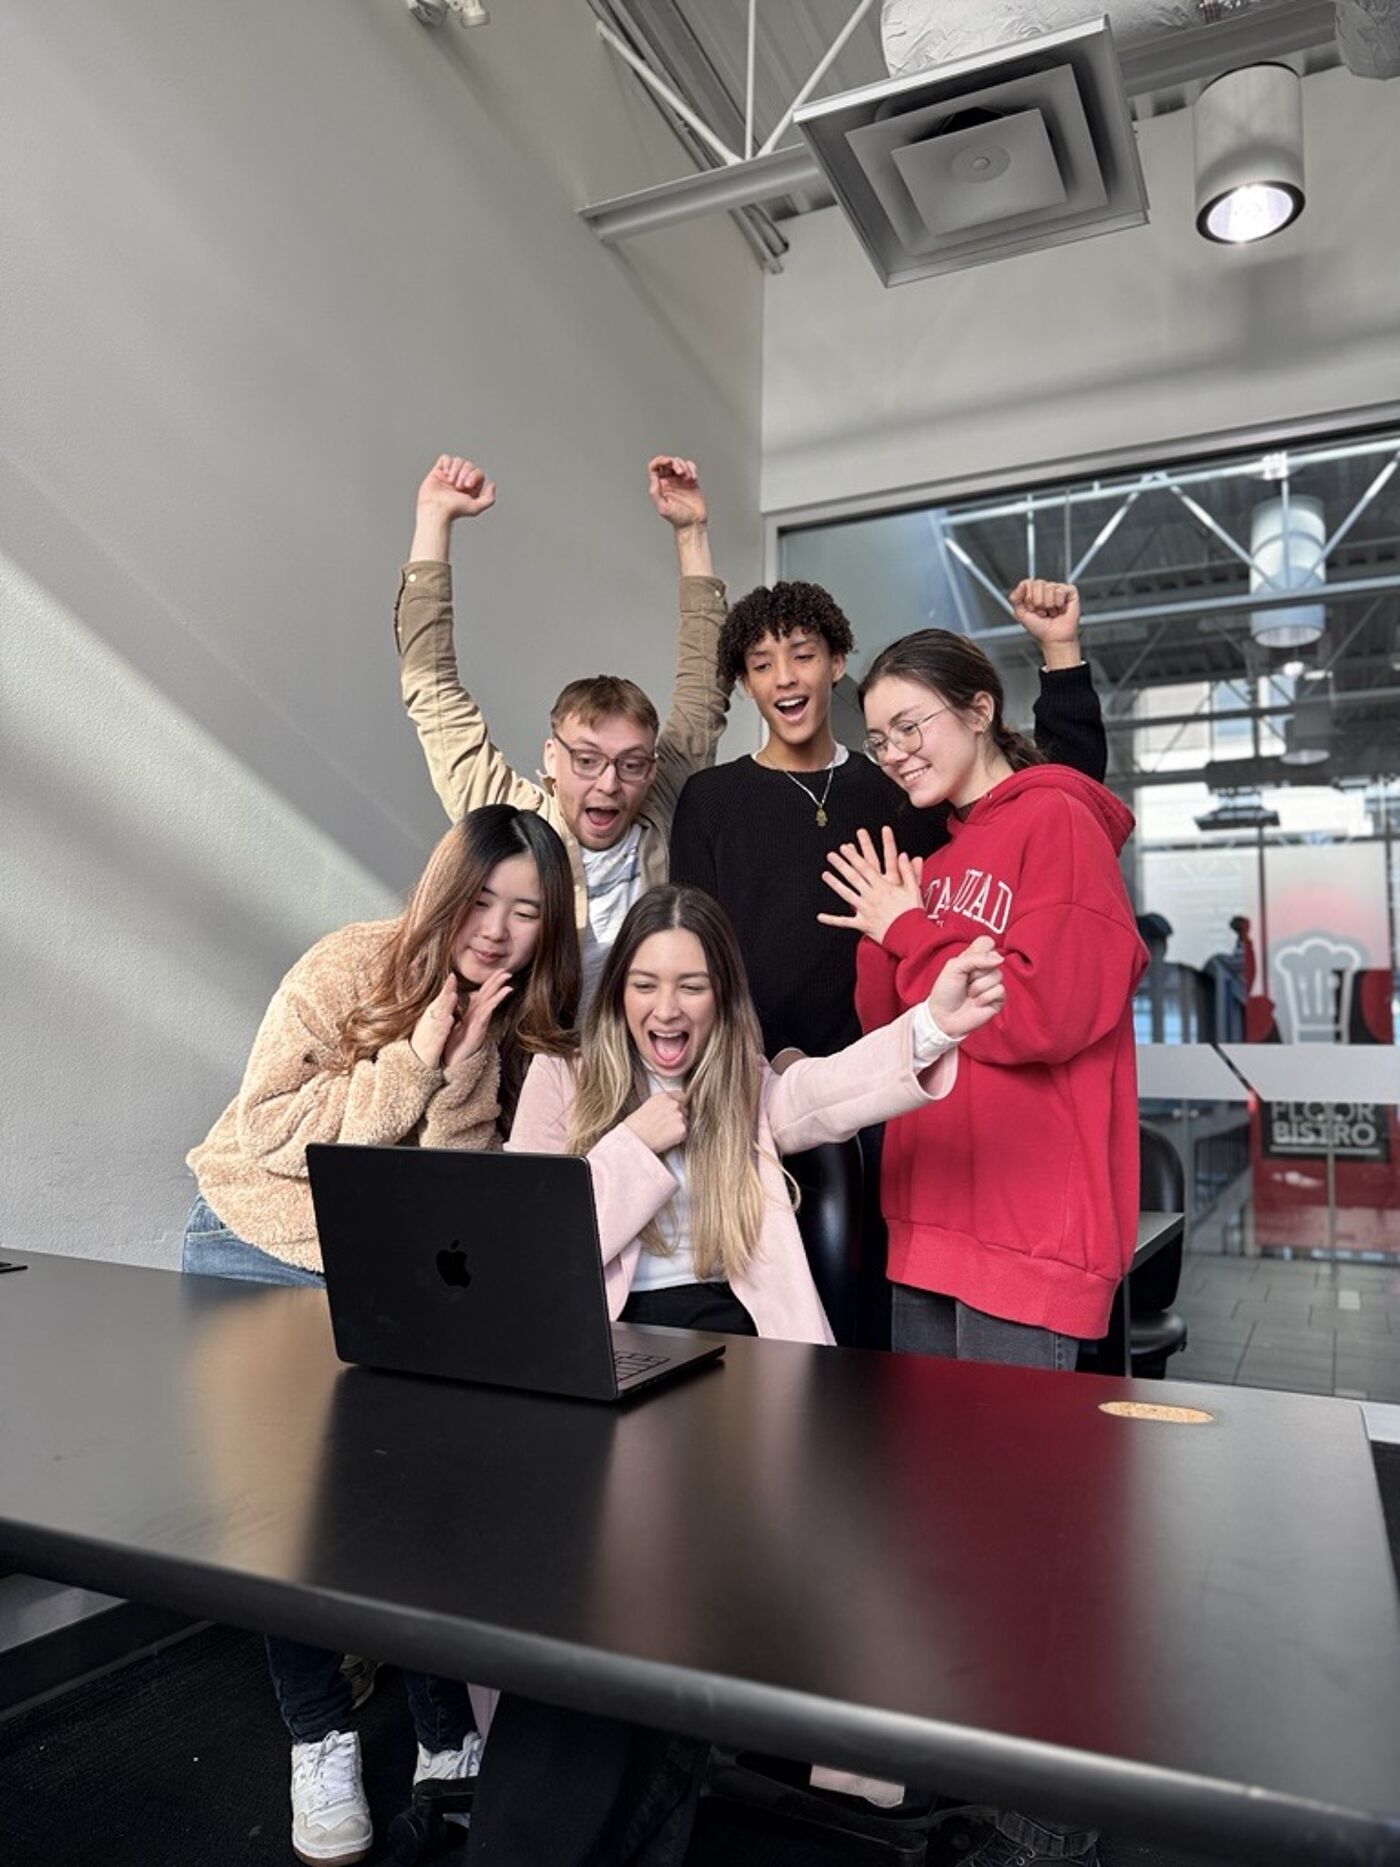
[550,675,658,738]
[566,887,770,1283]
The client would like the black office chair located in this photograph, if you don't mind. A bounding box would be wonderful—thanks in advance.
[700,1140,982,1864]
[784,1138,866,1346]
[1126,1125,1190,1379]
[1080,1126,1189,1380]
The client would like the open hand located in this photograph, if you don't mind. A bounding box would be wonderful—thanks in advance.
[647,455,706,530]
[410,976,460,1068]
[927,935,1006,1039]
[417,455,498,522]
[818,827,923,944]
[442,969,515,1070]
[625,1091,688,1155]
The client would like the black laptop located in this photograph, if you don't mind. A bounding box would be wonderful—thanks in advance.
[305,1144,725,1402]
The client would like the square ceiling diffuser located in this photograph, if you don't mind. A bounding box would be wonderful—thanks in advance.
[795,17,1148,284]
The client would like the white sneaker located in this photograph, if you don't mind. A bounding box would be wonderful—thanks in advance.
[290,1729,372,1866]
[414,1731,484,1829]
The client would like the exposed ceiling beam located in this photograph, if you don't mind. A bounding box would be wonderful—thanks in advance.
[582,1,1341,245]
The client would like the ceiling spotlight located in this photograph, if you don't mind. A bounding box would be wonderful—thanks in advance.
[1195,65,1304,245]
[1281,658,1305,678]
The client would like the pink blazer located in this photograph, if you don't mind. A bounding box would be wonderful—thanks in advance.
[507,1007,958,1345]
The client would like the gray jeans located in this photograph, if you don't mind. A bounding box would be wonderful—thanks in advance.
[892,1283,1097,1857]
[890,1284,1080,1372]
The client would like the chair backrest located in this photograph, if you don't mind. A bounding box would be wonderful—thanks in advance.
[1134,1125,1187,1315]
[786,1140,865,1348]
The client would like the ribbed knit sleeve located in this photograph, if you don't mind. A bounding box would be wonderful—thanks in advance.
[1032,661,1107,783]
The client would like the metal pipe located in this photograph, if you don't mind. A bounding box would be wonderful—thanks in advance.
[1318,452,1400,562]
[1102,685,1400,731]
[1069,487,1144,585]
[745,0,757,160]
[595,20,742,167]
[580,144,822,241]
[967,572,1400,641]
[947,439,1400,526]
[758,0,878,157]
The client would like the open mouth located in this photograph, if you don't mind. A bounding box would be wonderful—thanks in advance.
[647,1028,692,1072]
[583,805,623,834]
[773,696,809,725]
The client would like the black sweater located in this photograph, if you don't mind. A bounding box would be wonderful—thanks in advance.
[668,663,1108,1058]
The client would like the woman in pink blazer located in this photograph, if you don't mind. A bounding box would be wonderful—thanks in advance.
[506,883,1004,1347]
[466,882,1004,1867]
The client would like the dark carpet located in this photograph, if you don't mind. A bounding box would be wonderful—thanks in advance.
[0,1625,1236,1867]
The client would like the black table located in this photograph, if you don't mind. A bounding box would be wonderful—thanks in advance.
[2,1250,1398,1864]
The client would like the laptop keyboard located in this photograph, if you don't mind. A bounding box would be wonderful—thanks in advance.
[613,1347,668,1382]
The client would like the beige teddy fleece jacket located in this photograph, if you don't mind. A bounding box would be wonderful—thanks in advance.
[188,920,501,1271]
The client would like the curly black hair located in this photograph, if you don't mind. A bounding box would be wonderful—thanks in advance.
[718,580,856,687]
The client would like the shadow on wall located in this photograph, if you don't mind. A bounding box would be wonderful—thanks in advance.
[0,451,430,899]
[1,548,400,1267]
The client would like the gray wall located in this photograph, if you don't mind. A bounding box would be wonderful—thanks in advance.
[762,66,1400,515]
[0,0,763,1264]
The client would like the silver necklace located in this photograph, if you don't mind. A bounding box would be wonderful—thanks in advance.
[775,759,837,827]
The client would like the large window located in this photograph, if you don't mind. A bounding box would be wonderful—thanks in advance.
[781,425,1400,1399]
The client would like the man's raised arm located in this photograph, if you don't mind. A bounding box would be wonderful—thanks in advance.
[645,455,732,828]
[394,454,546,824]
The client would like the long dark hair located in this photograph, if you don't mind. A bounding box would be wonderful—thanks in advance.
[340,805,579,1120]
[567,886,767,1281]
[859,630,1043,772]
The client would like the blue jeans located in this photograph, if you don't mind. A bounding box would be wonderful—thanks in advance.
[181,1198,475,1749]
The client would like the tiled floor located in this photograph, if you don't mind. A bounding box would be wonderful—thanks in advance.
[1171,1254,1400,1400]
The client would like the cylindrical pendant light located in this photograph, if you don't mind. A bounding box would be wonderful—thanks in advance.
[1195,64,1305,245]
[1281,696,1331,766]
[1250,495,1326,649]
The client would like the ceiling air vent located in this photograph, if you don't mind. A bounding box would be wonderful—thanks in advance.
[794,18,1148,285]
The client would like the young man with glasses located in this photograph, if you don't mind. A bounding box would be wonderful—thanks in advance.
[670,577,1106,1061]
[396,453,730,1003]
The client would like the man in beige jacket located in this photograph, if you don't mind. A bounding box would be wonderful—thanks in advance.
[396,453,731,1003]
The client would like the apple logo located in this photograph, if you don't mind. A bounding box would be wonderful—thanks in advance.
[436,1240,472,1289]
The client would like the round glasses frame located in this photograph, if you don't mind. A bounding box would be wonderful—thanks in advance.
[863,705,951,764]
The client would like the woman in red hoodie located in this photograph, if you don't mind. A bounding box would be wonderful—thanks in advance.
[821,582,1146,1370]
[819,583,1145,1867]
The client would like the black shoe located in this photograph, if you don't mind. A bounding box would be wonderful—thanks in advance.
[963,1829,1100,1867]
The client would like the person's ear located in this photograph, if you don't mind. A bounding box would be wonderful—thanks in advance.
[542,738,558,783]
[829,652,847,685]
[970,692,995,734]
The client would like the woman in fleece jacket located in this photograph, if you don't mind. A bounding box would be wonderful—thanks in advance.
[459,881,1004,1867]
[820,583,1146,1867]
[183,803,578,1867]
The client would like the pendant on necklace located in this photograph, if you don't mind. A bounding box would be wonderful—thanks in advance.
[815,807,828,827]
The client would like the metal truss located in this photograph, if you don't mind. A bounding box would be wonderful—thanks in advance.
[941,438,1400,647]
[582,0,1338,250]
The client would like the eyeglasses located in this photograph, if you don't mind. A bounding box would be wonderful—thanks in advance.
[863,707,951,764]
[552,733,658,785]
